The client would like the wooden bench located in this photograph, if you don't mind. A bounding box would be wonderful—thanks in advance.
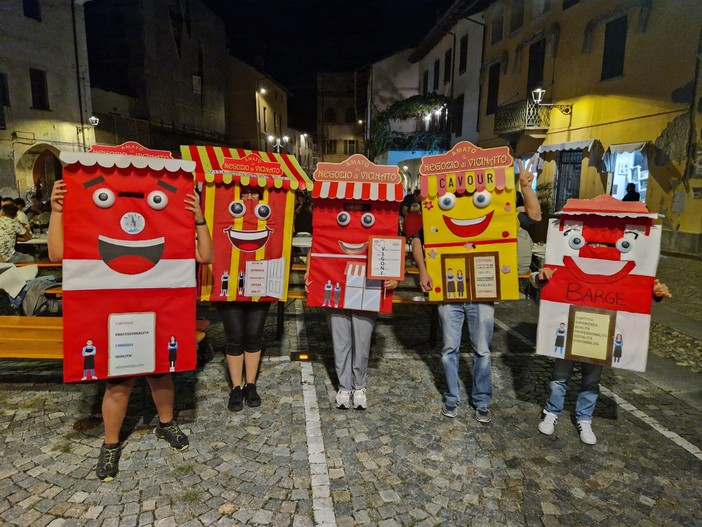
[0,316,210,360]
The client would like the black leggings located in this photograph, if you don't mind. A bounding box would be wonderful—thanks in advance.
[216,302,272,356]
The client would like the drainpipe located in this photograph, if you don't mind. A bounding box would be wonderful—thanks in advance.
[72,1,86,150]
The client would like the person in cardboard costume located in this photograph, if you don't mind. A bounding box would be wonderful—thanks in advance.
[305,155,403,410]
[48,142,213,482]
[412,142,541,423]
[180,145,312,412]
[532,195,671,444]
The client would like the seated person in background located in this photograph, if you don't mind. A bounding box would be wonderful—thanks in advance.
[12,198,31,230]
[25,194,43,221]
[622,183,640,202]
[0,203,33,263]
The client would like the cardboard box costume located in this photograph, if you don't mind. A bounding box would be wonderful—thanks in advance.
[535,195,661,372]
[59,142,198,382]
[180,145,312,302]
[419,141,519,302]
[307,155,404,314]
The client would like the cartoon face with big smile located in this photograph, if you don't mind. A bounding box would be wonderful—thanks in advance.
[223,187,274,252]
[335,203,376,255]
[85,175,179,275]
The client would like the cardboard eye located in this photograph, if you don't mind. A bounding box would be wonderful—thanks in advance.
[438,193,456,210]
[568,235,586,250]
[93,188,115,208]
[615,238,633,253]
[229,201,246,218]
[255,203,271,220]
[147,190,169,210]
[473,190,492,208]
[361,213,375,228]
[337,211,351,226]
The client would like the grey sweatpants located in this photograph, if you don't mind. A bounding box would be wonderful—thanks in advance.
[327,308,377,391]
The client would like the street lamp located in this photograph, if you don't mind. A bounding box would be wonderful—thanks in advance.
[76,115,100,150]
[268,134,289,153]
[531,86,572,115]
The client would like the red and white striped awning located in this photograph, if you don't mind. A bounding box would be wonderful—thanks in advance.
[180,145,312,190]
[312,180,404,202]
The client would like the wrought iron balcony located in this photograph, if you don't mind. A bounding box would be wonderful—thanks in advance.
[494,99,551,136]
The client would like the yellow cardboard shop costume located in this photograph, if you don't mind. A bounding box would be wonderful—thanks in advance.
[419,141,519,302]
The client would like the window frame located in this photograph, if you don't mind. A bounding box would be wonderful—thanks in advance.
[601,15,628,80]
[23,0,41,21]
[486,63,501,115]
[29,68,50,111]
[443,49,452,84]
[458,35,468,74]
[432,59,440,91]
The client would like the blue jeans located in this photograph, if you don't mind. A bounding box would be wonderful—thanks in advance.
[544,359,603,421]
[437,302,494,410]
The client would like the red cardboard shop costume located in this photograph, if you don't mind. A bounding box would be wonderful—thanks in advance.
[535,195,661,372]
[59,142,198,383]
[180,146,312,303]
[307,155,404,313]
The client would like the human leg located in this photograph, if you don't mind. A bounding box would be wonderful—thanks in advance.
[241,302,271,407]
[466,302,494,415]
[148,374,189,451]
[437,303,465,411]
[350,310,377,409]
[97,377,136,481]
[543,359,576,415]
[574,363,603,445]
[217,303,247,410]
[328,309,353,408]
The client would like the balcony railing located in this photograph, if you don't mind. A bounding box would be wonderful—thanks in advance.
[494,99,551,136]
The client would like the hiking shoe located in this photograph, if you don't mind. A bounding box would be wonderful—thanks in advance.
[96,443,121,482]
[243,383,261,407]
[228,386,244,412]
[154,421,189,451]
[353,388,367,410]
[577,420,597,445]
[442,403,458,418]
[475,407,492,423]
[538,411,558,435]
[335,389,352,409]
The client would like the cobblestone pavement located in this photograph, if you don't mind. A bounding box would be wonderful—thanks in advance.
[0,255,700,526]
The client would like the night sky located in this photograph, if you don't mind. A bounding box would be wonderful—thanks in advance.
[205,0,456,132]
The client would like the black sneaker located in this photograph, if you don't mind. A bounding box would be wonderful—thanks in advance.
[243,383,261,407]
[154,421,189,451]
[96,443,121,482]
[228,386,244,412]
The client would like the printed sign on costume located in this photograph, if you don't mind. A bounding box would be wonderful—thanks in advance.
[307,155,404,313]
[59,142,198,383]
[535,195,661,372]
[419,141,519,302]
[180,146,312,303]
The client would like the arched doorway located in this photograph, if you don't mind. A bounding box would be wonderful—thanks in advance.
[15,144,62,202]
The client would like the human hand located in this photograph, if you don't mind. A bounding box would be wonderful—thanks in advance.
[184,193,205,224]
[383,280,398,291]
[516,158,535,188]
[653,279,672,299]
[418,270,433,292]
[50,180,66,213]
[537,267,556,282]
[304,272,313,294]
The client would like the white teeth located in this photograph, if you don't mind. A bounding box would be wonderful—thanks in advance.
[340,242,366,250]
[574,258,628,276]
[227,228,268,241]
[447,216,485,226]
[98,235,164,248]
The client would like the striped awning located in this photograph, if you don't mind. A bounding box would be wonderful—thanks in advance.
[180,145,312,190]
[312,180,404,202]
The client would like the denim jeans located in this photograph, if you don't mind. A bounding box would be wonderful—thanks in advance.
[544,359,603,421]
[437,302,495,410]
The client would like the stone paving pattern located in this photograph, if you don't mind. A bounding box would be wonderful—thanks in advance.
[0,255,700,526]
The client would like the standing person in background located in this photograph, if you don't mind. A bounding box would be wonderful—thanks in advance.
[47,180,214,482]
[622,183,640,202]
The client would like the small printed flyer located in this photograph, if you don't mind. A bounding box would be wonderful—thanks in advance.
[367,236,405,281]
[108,312,156,377]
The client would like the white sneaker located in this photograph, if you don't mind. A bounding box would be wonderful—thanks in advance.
[335,390,352,409]
[577,420,597,445]
[538,411,558,435]
[352,388,367,410]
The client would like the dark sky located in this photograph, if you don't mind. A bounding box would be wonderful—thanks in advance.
[205,0,456,132]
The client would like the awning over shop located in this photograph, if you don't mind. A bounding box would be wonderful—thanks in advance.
[180,145,312,190]
[312,180,404,202]
[603,142,651,172]
[537,139,603,167]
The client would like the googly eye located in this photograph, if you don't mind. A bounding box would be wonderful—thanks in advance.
[568,235,586,250]
[337,211,351,226]
[472,190,492,208]
[92,188,115,208]
[147,190,169,210]
[228,201,246,218]
[615,238,633,253]
[438,193,456,210]
[361,213,376,228]
[255,203,271,220]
